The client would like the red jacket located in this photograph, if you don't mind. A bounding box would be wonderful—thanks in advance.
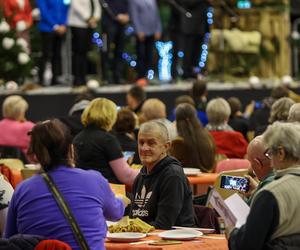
[210,130,248,159]
[1,0,32,29]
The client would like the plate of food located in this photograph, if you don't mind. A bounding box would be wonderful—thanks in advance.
[107,232,147,242]
[159,229,203,240]
[108,216,154,234]
[172,226,215,234]
[183,168,201,176]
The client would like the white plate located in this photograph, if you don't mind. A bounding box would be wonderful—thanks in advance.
[107,232,147,242]
[172,226,215,234]
[159,229,203,240]
[183,168,201,176]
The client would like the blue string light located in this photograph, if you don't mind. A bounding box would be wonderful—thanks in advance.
[92,32,103,48]
[178,51,184,58]
[93,31,138,68]
[147,69,155,80]
[156,41,173,81]
[125,26,134,36]
[237,0,251,9]
[92,6,215,80]
[198,7,214,70]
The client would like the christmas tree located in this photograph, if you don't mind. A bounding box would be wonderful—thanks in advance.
[0,9,32,85]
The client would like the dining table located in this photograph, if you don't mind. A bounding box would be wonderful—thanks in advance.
[187,173,219,195]
[105,231,228,250]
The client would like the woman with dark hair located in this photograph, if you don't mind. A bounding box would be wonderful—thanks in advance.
[169,103,216,172]
[114,108,137,152]
[4,119,125,250]
[114,108,140,164]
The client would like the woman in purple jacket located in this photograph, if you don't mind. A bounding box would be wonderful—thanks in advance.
[4,119,125,250]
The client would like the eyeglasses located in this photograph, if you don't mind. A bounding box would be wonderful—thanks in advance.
[264,148,272,159]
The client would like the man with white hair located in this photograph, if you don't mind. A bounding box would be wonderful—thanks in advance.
[246,136,274,204]
[130,120,194,229]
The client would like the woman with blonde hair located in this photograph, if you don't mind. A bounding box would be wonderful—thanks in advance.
[0,95,34,157]
[73,98,138,185]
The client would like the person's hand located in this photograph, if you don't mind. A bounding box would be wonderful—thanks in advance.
[88,17,98,28]
[54,25,67,35]
[154,32,161,40]
[242,174,258,198]
[137,32,145,42]
[60,25,67,34]
[116,14,129,25]
[116,194,131,207]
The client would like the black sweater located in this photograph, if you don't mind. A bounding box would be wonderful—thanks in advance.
[130,156,194,229]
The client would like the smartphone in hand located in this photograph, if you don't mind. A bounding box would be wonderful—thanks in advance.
[220,175,250,192]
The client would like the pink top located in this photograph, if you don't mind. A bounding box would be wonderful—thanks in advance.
[109,157,139,185]
[0,118,34,156]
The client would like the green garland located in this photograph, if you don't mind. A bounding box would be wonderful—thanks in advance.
[0,10,32,84]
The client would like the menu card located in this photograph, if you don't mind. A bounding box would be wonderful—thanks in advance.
[209,190,249,228]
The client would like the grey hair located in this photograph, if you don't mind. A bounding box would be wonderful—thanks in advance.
[288,103,300,122]
[263,121,300,161]
[206,98,231,126]
[269,97,295,124]
[139,120,169,143]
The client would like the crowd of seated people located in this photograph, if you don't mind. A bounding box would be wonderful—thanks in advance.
[2,80,300,249]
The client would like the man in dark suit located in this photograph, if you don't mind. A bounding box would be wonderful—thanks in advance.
[100,0,129,84]
[179,0,210,79]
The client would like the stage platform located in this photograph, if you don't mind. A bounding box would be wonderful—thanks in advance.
[0,81,299,122]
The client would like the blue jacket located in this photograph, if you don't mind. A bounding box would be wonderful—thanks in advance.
[36,0,69,32]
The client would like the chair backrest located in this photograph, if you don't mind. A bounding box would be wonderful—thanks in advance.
[0,159,24,171]
[215,158,251,173]
[21,168,39,180]
[193,204,220,234]
[213,169,249,200]
[34,239,72,250]
[0,145,28,164]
